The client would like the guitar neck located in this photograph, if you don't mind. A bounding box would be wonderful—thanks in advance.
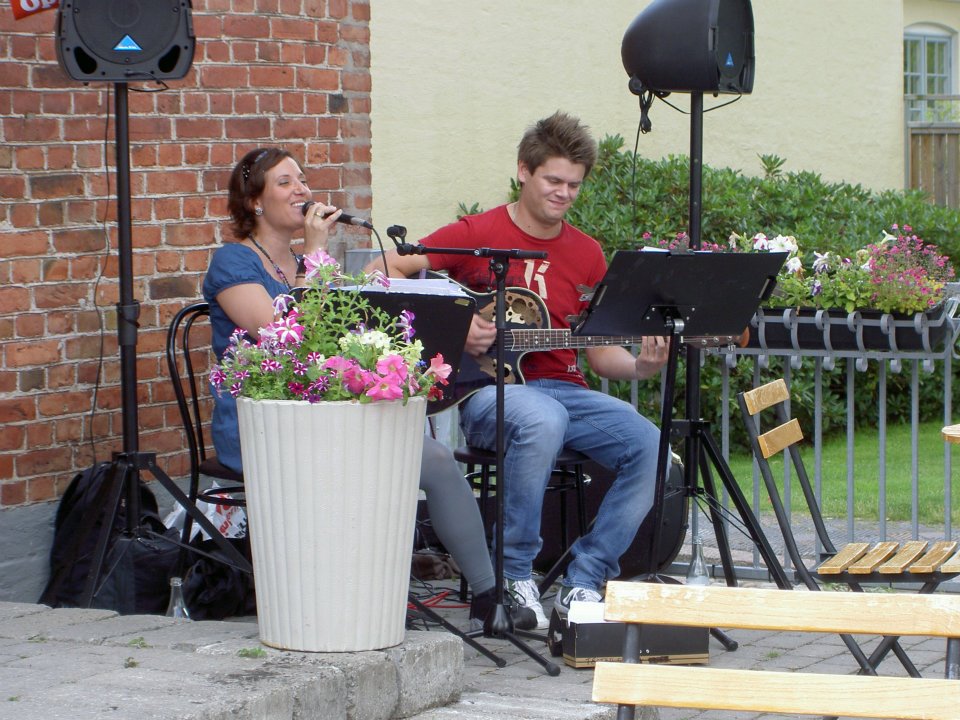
[506,329,742,352]
[506,329,640,352]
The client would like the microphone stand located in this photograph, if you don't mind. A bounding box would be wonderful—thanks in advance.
[393,230,561,676]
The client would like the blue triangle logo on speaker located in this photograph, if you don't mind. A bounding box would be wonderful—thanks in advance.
[725,52,734,67]
[113,35,142,53]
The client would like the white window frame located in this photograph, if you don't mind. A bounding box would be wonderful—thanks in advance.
[905,24,955,123]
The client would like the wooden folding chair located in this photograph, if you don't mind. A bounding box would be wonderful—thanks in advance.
[737,378,960,677]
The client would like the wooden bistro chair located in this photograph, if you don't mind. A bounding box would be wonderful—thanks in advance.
[165,301,249,572]
[737,378,960,678]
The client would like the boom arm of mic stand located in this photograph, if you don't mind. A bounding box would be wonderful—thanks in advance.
[394,242,547,261]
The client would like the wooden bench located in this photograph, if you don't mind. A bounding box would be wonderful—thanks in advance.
[592,581,960,720]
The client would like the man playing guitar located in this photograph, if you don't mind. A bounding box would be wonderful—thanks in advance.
[369,111,669,628]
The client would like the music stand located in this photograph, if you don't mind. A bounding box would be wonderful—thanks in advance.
[573,248,792,593]
[394,237,562,676]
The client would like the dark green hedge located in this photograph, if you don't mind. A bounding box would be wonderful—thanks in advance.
[461,135,960,448]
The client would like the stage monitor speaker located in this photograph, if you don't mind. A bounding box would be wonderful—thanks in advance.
[56,0,195,82]
[622,0,754,95]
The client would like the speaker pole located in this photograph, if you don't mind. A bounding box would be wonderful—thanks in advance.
[114,82,143,530]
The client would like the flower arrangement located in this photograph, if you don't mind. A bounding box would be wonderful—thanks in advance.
[210,251,452,403]
[729,225,955,314]
[643,225,954,315]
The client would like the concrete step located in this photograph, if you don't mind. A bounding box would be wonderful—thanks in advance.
[0,602,462,720]
[405,690,623,719]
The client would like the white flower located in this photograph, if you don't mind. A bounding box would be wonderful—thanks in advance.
[768,234,798,254]
[785,257,803,274]
[812,251,831,273]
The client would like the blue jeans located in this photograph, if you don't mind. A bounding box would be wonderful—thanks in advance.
[459,379,665,591]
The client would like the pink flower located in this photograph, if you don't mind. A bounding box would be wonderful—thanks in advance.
[210,366,227,387]
[291,358,309,376]
[366,372,405,400]
[367,270,391,288]
[302,249,340,280]
[423,354,452,384]
[323,356,353,373]
[273,314,304,345]
[376,354,408,378]
[260,359,283,373]
[343,365,372,394]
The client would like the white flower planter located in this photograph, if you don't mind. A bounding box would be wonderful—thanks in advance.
[236,396,426,652]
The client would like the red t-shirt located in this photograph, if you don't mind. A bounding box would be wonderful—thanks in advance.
[421,205,607,387]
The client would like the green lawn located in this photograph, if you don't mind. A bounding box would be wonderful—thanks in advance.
[721,421,960,526]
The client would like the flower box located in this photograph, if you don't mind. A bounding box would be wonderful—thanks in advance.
[747,302,958,353]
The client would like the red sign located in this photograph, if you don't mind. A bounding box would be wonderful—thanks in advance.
[12,0,60,20]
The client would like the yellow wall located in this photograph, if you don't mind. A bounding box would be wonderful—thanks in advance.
[370,1,905,240]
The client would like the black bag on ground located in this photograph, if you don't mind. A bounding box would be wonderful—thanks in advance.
[181,534,256,620]
[38,462,180,614]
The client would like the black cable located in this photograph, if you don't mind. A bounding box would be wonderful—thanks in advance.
[87,84,113,467]
[631,115,643,244]
[658,92,742,116]
[370,226,388,276]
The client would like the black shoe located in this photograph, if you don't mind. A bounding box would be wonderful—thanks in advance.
[469,588,539,632]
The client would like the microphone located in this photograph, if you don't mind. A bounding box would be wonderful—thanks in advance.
[301,201,373,229]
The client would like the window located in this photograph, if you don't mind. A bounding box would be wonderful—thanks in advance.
[904,28,954,123]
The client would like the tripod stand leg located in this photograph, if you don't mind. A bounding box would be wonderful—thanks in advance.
[80,459,131,607]
[695,450,738,586]
[142,456,252,574]
[407,595,506,667]
[699,429,792,590]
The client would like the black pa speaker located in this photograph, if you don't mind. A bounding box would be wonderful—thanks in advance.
[622,0,754,95]
[56,0,195,82]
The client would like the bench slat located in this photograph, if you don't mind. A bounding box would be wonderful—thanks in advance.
[817,542,869,575]
[910,540,959,573]
[593,662,960,720]
[603,582,960,637]
[940,550,960,574]
[848,541,899,574]
[879,540,929,574]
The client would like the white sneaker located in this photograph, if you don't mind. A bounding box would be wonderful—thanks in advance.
[505,577,549,629]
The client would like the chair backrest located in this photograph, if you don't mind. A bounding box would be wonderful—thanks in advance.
[592,580,960,719]
[737,377,838,588]
[165,301,213,485]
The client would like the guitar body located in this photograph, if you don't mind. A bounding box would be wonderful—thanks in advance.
[430,285,545,415]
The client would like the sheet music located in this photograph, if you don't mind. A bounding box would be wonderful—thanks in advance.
[357,277,469,297]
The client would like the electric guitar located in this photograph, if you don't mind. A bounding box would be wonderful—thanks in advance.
[428,277,747,415]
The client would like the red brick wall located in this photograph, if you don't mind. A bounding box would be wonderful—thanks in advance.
[0,0,372,507]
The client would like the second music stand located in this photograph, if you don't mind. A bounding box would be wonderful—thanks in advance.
[572,248,790,588]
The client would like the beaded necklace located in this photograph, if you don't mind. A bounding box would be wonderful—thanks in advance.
[248,233,299,290]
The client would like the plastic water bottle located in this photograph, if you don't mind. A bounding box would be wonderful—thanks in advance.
[165,576,191,620]
[685,534,710,586]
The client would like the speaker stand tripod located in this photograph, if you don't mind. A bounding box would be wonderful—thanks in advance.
[76,82,251,609]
